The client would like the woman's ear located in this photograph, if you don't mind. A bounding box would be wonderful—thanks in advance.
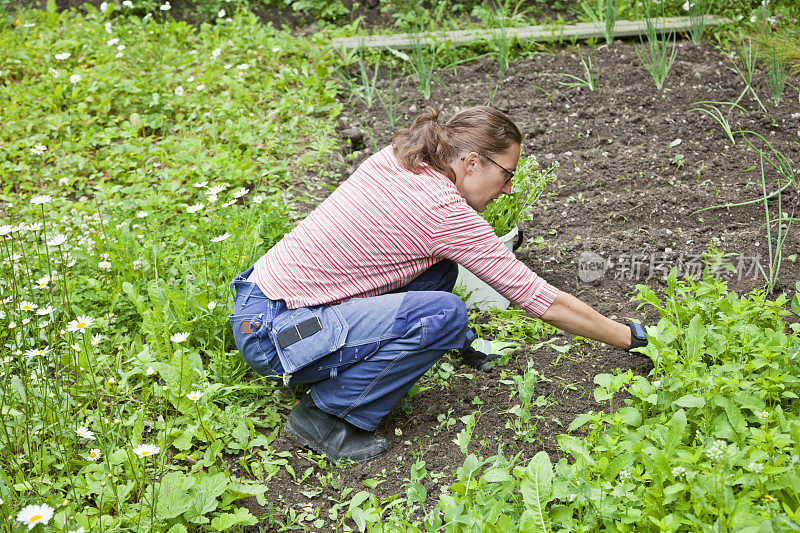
[461,151,480,174]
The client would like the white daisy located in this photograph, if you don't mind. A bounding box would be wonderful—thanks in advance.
[218,9,225,17]
[132,443,160,457]
[35,275,50,288]
[70,74,81,84]
[232,187,249,199]
[136,210,147,218]
[30,144,48,156]
[145,366,155,375]
[207,184,226,195]
[49,68,59,78]
[192,180,208,188]
[16,503,54,529]
[211,48,221,58]
[30,194,52,206]
[66,315,95,333]
[211,233,230,242]
[55,52,71,60]
[236,63,249,70]
[87,449,101,461]
[187,76,194,82]
[91,334,104,346]
[159,2,171,10]
[196,83,205,91]
[24,347,51,358]
[76,426,95,440]
[186,390,204,402]
[117,44,125,51]
[174,86,184,96]
[253,195,263,204]
[98,261,111,271]
[170,332,190,343]
[46,234,67,247]
[107,37,119,46]
[207,301,217,310]
[36,306,55,316]
[123,0,133,6]
[19,301,38,311]
[186,203,204,213]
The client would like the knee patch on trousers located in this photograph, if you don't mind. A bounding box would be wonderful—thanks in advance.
[391,291,469,351]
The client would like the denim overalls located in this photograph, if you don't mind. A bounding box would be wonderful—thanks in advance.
[229,260,471,431]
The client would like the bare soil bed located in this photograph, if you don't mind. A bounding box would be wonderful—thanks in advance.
[251,40,800,530]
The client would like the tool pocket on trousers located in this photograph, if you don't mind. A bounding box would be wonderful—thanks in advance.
[270,306,349,374]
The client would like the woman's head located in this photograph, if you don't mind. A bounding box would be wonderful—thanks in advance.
[392,106,522,212]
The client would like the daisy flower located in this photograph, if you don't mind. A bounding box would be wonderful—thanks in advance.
[19,301,38,311]
[132,443,160,458]
[170,332,190,343]
[70,74,81,84]
[76,426,95,440]
[160,2,171,10]
[24,347,51,358]
[196,83,205,91]
[35,275,50,288]
[87,449,101,461]
[211,233,230,242]
[47,234,67,247]
[91,334,104,346]
[49,68,59,77]
[236,63,249,70]
[174,86,184,96]
[211,48,221,58]
[30,145,48,156]
[107,37,119,46]
[207,301,217,310]
[66,315,95,333]
[37,306,55,316]
[186,390,204,402]
[218,9,225,17]
[207,184,226,195]
[55,52,71,60]
[192,180,208,188]
[98,261,111,271]
[16,503,54,529]
[186,203,204,213]
[232,187,248,199]
[123,0,133,6]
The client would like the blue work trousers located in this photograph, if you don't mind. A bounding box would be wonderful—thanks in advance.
[229,260,470,431]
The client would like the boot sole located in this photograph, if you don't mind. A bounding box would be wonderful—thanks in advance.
[284,418,389,464]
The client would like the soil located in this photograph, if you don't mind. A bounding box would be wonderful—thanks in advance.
[240,40,800,531]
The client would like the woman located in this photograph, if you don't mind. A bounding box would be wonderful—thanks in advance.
[229,106,647,463]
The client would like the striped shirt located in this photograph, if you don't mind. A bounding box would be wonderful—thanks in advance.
[252,145,559,317]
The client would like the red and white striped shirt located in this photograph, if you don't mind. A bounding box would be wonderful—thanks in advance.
[252,145,559,317]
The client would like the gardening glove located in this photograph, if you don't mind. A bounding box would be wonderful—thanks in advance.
[625,321,648,351]
[458,338,523,372]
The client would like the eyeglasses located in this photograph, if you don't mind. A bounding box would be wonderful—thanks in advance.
[461,153,516,183]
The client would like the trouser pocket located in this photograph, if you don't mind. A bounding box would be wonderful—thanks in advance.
[270,305,349,374]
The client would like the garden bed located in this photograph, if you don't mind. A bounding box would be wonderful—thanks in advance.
[240,40,800,529]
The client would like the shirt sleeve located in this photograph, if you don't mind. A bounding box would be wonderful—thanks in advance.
[429,203,560,317]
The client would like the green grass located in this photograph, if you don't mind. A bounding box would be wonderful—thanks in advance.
[0,5,342,530]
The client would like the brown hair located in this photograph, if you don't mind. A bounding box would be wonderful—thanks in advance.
[392,106,522,182]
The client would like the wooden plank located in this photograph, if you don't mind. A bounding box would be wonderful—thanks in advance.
[331,16,733,50]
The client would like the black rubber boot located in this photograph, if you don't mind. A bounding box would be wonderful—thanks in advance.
[285,393,390,463]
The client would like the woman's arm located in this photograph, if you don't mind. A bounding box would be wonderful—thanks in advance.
[539,291,631,349]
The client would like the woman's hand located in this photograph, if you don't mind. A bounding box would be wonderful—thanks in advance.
[539,291,632,349]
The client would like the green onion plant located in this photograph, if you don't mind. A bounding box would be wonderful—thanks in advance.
[635,1,678,90]
[559,45,601,92]
[688,101,748,145]
[764,47,787,106]
[730,37,768,114]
